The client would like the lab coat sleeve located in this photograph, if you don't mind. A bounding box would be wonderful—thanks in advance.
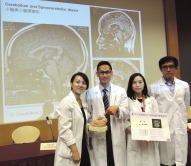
[85,91,93,137]
[125,118,131,129]
[116,88,129,121]
[57,98,76,146]
[151,97,159,113]
[123,112,130,129]
[86,91,93,123]
[185,83,190,111]
[148,85,155,97]
[124,98,131,129]
[86,105,91,126]
[123,96,130,129]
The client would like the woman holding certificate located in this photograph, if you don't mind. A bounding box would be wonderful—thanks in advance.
[126,73,160,166]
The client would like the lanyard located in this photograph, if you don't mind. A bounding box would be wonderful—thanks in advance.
[141,97,145,112]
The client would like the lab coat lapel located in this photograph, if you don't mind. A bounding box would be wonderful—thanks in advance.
[173,78,179,99]
[95,85,105,107]
[81,100,88,118]
[134,99,142,112]
[159,78,173,97]
[69,91,82,115]
[110,83,116,105]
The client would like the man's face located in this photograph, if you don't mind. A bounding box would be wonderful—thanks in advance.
[160,61,177,82]
[96,64,113,87]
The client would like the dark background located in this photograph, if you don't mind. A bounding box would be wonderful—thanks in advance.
[175,0,191,104]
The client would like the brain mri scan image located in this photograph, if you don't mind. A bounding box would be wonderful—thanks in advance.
[92,9,138,57]
[152,119,162,128]
[4,23,89,105]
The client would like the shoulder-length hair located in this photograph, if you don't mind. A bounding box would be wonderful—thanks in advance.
[127,73,149,100]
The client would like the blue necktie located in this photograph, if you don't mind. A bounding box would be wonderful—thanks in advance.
[103,89,110,131]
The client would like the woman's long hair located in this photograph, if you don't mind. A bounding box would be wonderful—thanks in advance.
[127,73,149,100]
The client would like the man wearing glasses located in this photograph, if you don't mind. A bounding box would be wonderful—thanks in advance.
[86,61,128,166]
[149,56,190,166]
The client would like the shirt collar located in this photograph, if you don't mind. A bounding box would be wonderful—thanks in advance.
[99,83,111,93]
[162,76,176,85]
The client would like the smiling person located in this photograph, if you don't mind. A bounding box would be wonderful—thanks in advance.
[86,61,128,166]
[149,56,190,166]
[126,73,160,166]
[54,72,91,166]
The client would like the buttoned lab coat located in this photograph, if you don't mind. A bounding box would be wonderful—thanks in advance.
[126,96,160,166]
[149,77,190,166]
[54,92,89,166]
[86,83,129,166]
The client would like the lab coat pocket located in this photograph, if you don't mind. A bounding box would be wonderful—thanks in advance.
[58,141,72,159]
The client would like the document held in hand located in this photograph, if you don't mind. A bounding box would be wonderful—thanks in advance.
[130,112,171,142]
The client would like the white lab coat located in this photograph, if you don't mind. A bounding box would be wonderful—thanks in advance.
[149,77,190,166]
[126,96,160,166]
[86,83,128,166]
[54,92,89,166]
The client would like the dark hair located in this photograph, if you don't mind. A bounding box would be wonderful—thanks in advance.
[159,56,178,69]
[97,61,112,71]
[127,73,149,100]
[70,72,89,89]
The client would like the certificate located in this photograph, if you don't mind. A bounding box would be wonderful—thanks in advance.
[130,112,171,142]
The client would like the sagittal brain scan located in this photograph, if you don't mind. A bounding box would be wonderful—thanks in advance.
[91,8,142,58]
[96,11,136,53]
[4,23,89,105]
[152,119,162,128]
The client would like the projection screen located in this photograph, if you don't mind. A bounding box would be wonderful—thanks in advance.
[0,0,167,124]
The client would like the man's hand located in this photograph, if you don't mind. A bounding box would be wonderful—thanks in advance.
[104,106,119,115]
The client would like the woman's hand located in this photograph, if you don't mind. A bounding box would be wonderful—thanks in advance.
[72,150,81,164]
[142,140,158,142]
[142,140,150,142]
[69,144,81,164]
[127,126,131,133]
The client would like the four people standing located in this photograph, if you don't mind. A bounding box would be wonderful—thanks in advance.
[54,57,190,166]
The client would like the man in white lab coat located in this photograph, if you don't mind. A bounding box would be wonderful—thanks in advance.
[149,56,190,166]
[86,61,128,166]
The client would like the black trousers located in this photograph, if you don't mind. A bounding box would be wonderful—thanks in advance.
[80,138,91,166]
[160,164,176,166]
[106,129,115,166]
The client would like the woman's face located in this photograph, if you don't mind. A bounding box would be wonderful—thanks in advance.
[71,75,87,96]
[132,76,144,95]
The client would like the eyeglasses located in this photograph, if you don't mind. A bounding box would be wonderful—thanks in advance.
[97,70,112,75]
[161,65,176,70]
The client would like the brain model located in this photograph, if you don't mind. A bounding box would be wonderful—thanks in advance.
[91,116,107,127]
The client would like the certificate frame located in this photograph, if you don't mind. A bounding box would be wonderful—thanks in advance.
[130,112,171,142]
